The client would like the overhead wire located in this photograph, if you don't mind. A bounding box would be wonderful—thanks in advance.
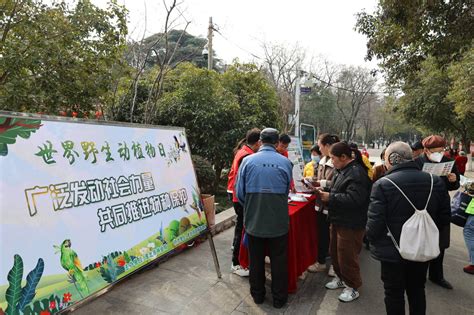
[213,26,386,96]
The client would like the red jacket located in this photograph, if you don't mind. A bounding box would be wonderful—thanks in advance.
[227,145,254,202]
[455,156,468,174]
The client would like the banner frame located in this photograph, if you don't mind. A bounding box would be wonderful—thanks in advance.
[0,110,222,314]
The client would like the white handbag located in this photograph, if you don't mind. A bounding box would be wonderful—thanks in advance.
[384,173,440,262]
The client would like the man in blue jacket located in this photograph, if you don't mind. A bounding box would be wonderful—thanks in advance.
[236,128,293,309]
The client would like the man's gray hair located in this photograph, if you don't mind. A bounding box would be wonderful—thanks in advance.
[385,141,413,165]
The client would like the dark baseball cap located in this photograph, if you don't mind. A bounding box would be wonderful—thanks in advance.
[411,141,424,151]
[260,128,279,144]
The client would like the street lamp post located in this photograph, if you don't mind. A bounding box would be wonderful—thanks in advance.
[294,75,301,137]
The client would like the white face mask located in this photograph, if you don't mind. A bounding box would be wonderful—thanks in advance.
[312,155,321,164]
[428,151,443,163]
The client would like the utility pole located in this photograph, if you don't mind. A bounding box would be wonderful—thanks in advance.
[294,70,303,137]
[207,17,213,70]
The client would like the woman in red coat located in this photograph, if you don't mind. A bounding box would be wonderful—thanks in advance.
[455,151,468,175]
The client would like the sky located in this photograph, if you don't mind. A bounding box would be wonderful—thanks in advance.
[90,0,380,70]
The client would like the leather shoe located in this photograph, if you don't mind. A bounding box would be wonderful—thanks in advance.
[273,299,287,309]
[252,296,264,305]
[430,278,453,289]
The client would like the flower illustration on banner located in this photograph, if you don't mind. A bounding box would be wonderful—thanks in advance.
[49,301,56,309]
[117,256,126,267]
[95,262,101,268]
[63,292,72,303]
[40,311,51,315]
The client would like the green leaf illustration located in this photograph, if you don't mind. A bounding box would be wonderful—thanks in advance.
[0,143,7,156]
[0,117,42,156]
[5,254,24,315]
[18,258,45,310]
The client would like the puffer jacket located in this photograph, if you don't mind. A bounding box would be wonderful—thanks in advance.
[327,160,372,229]
[366,161,451,263]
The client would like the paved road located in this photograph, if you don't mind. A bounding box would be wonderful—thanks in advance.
[74,224,473,314]
[74,151,474,314]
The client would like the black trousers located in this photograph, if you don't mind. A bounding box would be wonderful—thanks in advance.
[428,249,445,280]
[248,233,288,304]
[231,198,244,266]
[317,211,330,264]
[381,260,429,315]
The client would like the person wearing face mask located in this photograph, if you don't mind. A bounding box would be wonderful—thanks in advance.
[303,144,322,178]
[306,134,340,277]
[414,135,460,290]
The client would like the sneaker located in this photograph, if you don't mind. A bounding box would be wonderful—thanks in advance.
[231,264,249,277]
[328,265,336,277]
[299,271,307,280]
[308,262,326,273]
[325,277,345,290]
[338,287,360,302]
[463,265,474,275]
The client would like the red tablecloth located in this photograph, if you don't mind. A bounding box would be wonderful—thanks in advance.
[239,195,318,293]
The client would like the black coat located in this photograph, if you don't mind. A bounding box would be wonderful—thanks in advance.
[366,161,451,263]
[328,160,372,229]
[414,154,460,248]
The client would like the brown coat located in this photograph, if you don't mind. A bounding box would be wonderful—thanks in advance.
[372,164,387,182]
[314,156,335,213]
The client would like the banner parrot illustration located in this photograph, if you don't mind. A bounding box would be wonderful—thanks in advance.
[54,239,89,297]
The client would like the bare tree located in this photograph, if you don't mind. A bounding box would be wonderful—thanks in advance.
[107,0,194,123]
[334,66,377,141]
[260,42,306,132]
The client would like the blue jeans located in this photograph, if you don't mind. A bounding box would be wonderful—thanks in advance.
[464,215,474,264]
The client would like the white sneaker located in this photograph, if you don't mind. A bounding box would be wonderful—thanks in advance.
[325,277,345,290]
[308,262,326,273]
[338,287,360,302]
[328,265,336,277]
[231,264,249,277]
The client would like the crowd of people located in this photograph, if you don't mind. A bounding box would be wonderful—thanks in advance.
[225,128,472,314]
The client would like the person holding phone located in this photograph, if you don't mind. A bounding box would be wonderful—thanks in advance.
[318,142,372,303]
[306,134,340,277]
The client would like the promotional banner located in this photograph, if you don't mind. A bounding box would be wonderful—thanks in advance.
[0,113,207,314]
[288,136,305,192]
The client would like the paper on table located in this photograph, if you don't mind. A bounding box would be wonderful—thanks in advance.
[296,193,312,198]
[288,193,308,202]
[422,161,454,176]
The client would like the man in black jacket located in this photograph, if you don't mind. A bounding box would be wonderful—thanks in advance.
[415,135,460,289]
[367,142,451,315]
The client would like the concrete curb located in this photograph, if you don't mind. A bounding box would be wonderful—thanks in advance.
[210,207,236,236]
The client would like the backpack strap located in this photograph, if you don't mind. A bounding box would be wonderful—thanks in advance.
[423,173,434,211]
[382,173,433,212]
